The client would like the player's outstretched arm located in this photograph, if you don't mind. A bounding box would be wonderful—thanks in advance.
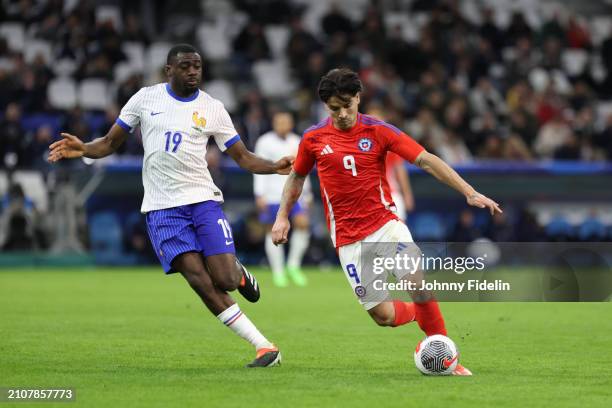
[226,140,293,175]
[48,124,129,162]
[414,151,502,215]
[271,170,306,245]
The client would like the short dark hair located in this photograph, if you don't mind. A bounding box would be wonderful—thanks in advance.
[167,44,199,64]
[317,68,363,103]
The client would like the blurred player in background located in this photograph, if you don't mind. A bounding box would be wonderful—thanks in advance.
[254,111,311,287]
[366,106,415,221]
[273,68,502,376]
[48,44,290,368]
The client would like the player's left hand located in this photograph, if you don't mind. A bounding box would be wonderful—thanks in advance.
[467,192,502,215]
[274,156,295,175]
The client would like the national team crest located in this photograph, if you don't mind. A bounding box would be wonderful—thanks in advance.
[358,138,373,152]
[192,111,206,131]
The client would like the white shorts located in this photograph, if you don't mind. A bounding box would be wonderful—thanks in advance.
[338,219,419,310]
[391,191,405,222]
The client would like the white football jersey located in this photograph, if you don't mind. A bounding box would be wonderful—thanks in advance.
[254,131,311,204]
[116,83,239,213]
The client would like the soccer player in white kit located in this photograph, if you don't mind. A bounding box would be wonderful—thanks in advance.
[254,112,311,287]
[48,44,289,367]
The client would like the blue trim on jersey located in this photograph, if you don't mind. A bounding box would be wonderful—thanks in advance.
[115,118,132,133]
[165,83,200,102]
[304,118,329,135]
[224,134,241,149]
[360,115,402,135]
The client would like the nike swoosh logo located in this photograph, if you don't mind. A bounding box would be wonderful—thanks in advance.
[443,355,458,368]
[225,240,234,245]
[150,111,164,116]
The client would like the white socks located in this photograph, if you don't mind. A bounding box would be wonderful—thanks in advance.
[265,232,285,277]
[287,229,310,269]
[217,303,273,350]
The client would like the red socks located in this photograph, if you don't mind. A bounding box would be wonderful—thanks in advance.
[414,300,447,336]
[392,300,416,326]
[390,300,447,337]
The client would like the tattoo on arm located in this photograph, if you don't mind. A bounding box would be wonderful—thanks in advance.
[278,171,306,218]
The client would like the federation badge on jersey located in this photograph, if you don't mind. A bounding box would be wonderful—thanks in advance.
[358,138,373,152]
[192,111,206,133]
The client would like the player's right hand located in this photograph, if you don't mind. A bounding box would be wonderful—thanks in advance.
[271,217,291,245]
[467,192,502,215]
[48,133,86,163]
[274,156,295,175]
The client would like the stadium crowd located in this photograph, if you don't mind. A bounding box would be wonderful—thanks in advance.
[1,0,612,170]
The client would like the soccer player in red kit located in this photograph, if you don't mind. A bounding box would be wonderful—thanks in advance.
[272,68,502,376]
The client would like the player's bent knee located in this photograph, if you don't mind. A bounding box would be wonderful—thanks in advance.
[215,269,242,292]
[369,308,395,327]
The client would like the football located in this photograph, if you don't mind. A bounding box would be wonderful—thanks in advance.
[414,335,459,375]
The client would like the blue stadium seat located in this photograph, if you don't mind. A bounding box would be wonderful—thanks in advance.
[89,212,123,264]
[577,218,607,241]
[20,114,63,135]
[545,216,574,240]
[411,212,446,241]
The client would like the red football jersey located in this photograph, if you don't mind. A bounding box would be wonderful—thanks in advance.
[294,113,424,247]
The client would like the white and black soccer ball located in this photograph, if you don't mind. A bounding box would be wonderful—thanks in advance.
[414,335,459,375]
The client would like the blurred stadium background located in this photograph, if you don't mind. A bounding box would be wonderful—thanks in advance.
[1,0,612,268]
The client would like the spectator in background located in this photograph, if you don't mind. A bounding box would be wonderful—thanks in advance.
[357,5,386,56]
[553,133,581,160]
[406,107,446,150]
[451,209,482,242]
[324,32,360,72]
[533,113,573,158]
[516,209,545,241]
[123,14,150,44]
[116,74,143,107]
[469,111,498,154]
[321,3,353,37]
[0,183,36,250]
[506,36,540,82]
[594,113,612,160]
[18,63,49,112]
[95,19,127,68]
[237,90,270,148]
[435,129,472,164]
[509,108,539,148]
[479,7,504,57]
[486,211,515,242]
[469,78,506,117]
[539,12,565,45]
[26,125,53,170]
[287,16,322,75]
[233,21,271,63]
[297,51,326,90]
[63,107,90,141]
[504,134,534,161]
[479,135,505,159]
[505,11,533,46]
[0,103,26,168]
[566,16,591,49]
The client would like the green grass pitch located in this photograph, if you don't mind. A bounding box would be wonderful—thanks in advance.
[1,267,611,408]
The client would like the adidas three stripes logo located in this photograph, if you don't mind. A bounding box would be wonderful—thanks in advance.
[320,145,334,155]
